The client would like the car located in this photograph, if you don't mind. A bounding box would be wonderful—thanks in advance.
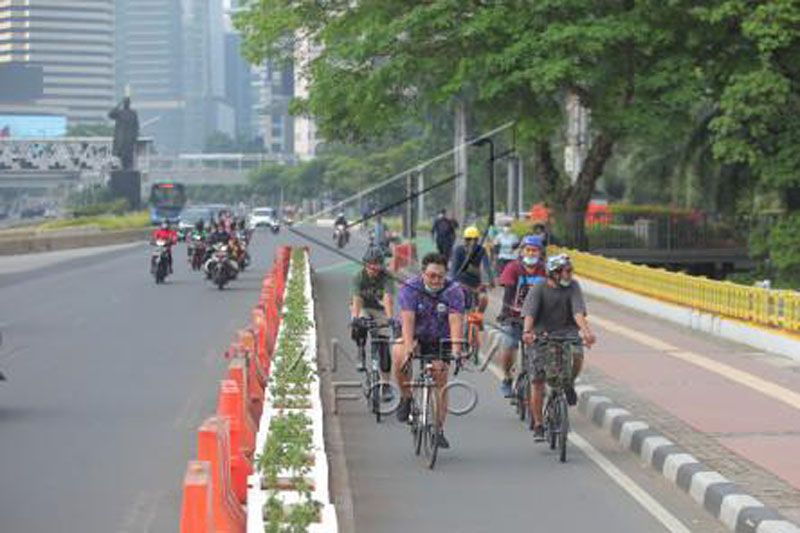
[248,207,278,228]
[178,206,213,233]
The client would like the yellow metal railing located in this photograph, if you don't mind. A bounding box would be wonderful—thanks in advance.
[557,248,800,334]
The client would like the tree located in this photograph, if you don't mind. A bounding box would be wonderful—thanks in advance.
[237,1,709,246]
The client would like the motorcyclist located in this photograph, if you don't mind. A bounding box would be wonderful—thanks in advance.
[207,222,231,246]
[333,211,349,243]
[151,220,178,273]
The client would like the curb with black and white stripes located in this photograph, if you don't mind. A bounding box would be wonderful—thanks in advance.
[575,385,800,533]
[481,326,799,532]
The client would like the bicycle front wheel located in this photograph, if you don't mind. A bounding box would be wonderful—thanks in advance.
[559,396,569,463]
[545,397,557,450]
[412,398,423,456]
[421,387,440,469]
[371,370,381,423]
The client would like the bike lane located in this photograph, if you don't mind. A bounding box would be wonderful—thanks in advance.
[316,255,725,533]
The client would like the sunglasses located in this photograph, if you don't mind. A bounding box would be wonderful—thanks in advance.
[424,271,446,280]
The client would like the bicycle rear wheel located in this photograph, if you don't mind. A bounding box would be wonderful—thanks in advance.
[421,388,440,469]
[558,396,569,463]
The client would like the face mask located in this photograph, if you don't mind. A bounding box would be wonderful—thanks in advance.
[522,256,539,267]
[423,283,439,294]
[559,279,572,288]
[502,227,510,234]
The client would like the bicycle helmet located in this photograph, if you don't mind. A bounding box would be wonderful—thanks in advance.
[521,234,544,249]
[463,226,481,239]
[362,246,384,264]
[545,254,571,275]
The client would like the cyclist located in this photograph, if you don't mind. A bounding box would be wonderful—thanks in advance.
[496,234,546,397]
[493,221,520,278]
[393,253,465,448]
[522,254,596,441]
[450,226,494,313]
[350,247,395,401]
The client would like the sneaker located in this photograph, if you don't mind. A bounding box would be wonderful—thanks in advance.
[356,357,366,372]
[396,397,412,422]
[533,425,545,442]
[565,386,578,406]
[381,385,394,403]
[436,433,450,449]
[500,378,513,398]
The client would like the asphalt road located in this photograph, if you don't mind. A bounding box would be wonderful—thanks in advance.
[0,225,730,533]
[315,235,726,533]
[0,229,309,532]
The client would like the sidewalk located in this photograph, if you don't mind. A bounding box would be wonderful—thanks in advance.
[483,284,800,523]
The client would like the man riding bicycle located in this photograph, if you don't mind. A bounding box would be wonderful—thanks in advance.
[449,226,494,313]
[497,234,546,397]
[393,253,465,449]
[350,247,395,401]
[521,254,596,441]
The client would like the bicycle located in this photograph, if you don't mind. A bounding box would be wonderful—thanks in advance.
[352,316,394,423]
[461,285,487,365]
[535,334,582,463]
[504,318,535,430]
[406,341,467,470]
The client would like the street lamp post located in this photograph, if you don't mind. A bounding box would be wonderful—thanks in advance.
[472,137,495,228]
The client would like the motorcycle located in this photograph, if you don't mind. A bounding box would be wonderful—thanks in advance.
[268,220,280,234]
[334,223,349,249]
[188,234,206,271]
[230,238,250,274]
[150,239,171,284]
[205,243,238,290]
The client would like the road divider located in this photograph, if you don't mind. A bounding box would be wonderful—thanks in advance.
[180,246,294,533]
[0,227,151,255]
[246,248,337,532]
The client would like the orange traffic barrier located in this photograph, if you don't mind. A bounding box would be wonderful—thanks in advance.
[179,460,214,533]
[196,416,245,532]
[237,330,265,420]
[217,379,255,458]
[226,360,258,438]
[238,328,266,388]
[251,308,268,372]
[217,380,253,505]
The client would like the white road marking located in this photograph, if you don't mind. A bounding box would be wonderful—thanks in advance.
[486,361,691,532]
[571,433,693,533]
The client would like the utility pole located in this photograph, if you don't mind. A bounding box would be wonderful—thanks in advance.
[517,157,524,219]
[416,167,425,226]
[564,89,590,185]
[507,155,517,218]
[453,100,468,224]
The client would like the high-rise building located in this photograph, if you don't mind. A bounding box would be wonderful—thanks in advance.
[254,61,294,155]
[224,32,253,140]
[0,0,116,125]
[293,36,320,160]
[115,0,184,152]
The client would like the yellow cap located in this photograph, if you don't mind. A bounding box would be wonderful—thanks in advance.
[463,226,481,239]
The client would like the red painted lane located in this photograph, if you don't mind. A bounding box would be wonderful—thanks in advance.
[586,298,800,491]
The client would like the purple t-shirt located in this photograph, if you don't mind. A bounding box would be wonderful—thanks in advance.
[398,275,465,344]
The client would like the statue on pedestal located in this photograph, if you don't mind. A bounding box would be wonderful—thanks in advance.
[108,97,139,170]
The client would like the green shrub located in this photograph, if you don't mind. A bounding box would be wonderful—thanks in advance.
[767,213,800,286]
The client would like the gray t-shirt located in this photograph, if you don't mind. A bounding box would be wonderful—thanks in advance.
[521,280,587,335]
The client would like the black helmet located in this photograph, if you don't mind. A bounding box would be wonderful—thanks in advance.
[363,246,384,264]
